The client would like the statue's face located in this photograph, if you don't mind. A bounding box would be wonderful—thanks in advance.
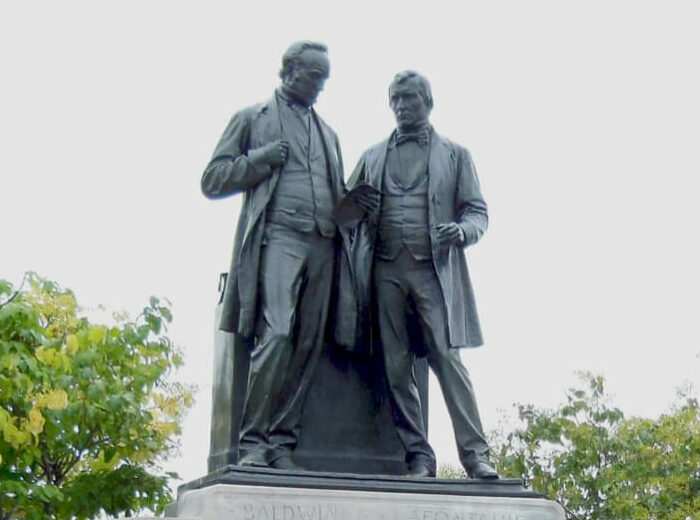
[283,49,330,106]
[389,79,431,130]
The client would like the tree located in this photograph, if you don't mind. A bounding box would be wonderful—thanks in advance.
[490,372,699,520]
[0,273,193,520]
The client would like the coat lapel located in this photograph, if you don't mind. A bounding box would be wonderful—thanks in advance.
[258,95,282,142]
[427,131,447,212]
[242,96,282,240]
[368,136,391,190]
[257,95,283,199]
[312,110,342,198]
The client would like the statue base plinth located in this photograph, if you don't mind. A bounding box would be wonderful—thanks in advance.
[162,467,564,519]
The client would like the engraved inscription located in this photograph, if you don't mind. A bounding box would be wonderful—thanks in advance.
[407,510,526,520]
[242,502,341,520]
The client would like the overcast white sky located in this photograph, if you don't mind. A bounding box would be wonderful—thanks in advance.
[2,1,699,484]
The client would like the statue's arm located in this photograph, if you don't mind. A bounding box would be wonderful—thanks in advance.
[454,147,488,248]
[201,109,273,199]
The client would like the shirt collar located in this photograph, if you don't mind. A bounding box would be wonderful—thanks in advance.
[391,123,432,148]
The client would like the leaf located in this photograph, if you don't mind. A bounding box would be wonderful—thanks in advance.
[159,306,172,322]
[65,333,79,354]
[88,325,106,345]
[26,407,45,436]
[35,346,57,365]
[44,389,69,410]
[103,445,117,463]
[0,279,12,296]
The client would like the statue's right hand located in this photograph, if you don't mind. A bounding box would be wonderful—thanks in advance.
[259,140,289,167]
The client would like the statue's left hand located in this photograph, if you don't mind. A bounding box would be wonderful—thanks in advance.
[356,190,381,217]
[434,223,464,247]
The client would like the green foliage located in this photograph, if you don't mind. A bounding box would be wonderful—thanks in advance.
[436,463,467,479]
[0,273,194,520]
[491,372,699,520]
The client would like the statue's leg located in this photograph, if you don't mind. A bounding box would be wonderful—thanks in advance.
[269,231,335,464]
[238,223,307,466]
[427,349,490,465]
[375,250,435,469]
[408,260,490,471]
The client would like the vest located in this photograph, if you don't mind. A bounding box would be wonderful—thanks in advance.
[266,101,336,238]
[376,144,431,261]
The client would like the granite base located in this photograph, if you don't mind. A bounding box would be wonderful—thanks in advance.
[165,468,564,520]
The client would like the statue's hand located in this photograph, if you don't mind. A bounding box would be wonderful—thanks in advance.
[258,140,289,167]
[434,223,465,247]
[356,190,380,217]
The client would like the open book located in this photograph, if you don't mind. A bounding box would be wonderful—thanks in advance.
[334,183,381,226]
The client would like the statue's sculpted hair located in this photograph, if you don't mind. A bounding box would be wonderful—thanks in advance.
[389,70,434,109]
[279,41,328,80]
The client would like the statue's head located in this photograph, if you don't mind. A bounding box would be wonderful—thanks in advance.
[279,41,330,106]
[388,70,433,131]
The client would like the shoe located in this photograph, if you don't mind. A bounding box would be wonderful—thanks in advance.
[406,455,436,478]
[269,455,305,471]
[466,460,499,480]
[238,450,269,468]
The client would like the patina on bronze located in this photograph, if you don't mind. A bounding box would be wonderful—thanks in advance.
[201,41,345,471]
[337,71,499,479]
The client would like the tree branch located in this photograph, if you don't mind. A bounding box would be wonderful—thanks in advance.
[41,444,54,484]
[558,499,584,520]
[61,453,81,478]
[0,273,28,309]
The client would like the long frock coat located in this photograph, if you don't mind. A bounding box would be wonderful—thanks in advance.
[334,131,488,352]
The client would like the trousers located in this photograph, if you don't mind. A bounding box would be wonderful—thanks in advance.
[238,222,334,464]
[374,248,490,470]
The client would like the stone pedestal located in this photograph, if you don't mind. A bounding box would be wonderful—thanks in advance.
[164,467,565,520]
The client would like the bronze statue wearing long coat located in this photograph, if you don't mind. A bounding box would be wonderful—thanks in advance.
[335,131,487,351]
[202,88,347,468]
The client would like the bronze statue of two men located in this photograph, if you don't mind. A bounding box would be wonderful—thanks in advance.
[201,41,498,480]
